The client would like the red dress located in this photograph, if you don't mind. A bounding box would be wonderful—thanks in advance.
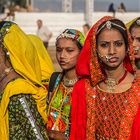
[70,78,140,140]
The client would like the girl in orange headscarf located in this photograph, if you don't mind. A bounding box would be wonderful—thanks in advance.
[70,16,140,140]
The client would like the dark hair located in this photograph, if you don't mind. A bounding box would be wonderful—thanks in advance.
[83,23,90,30]
[73,39,83,50]
[129,17,140,34]
[96,19,129,50]
[0,21,11,60]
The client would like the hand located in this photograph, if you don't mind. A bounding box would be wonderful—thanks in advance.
[47,130,68,140]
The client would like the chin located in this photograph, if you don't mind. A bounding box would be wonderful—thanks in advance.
[106,63,121,70]
[60,66,67,70]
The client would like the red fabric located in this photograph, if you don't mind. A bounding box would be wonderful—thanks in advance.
[129,107,140,140]
[70,16,135,140]
[70,79,86,140]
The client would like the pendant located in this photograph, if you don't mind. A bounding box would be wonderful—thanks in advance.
[105,78,117,92]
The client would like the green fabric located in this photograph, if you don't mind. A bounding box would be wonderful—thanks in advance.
[0,93,48,140]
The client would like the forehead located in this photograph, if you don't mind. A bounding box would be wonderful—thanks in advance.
[56,38,76,47]
[131,27,140,36]
[98,28,124,41]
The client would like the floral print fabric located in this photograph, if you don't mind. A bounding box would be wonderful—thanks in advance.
[0,93,48,140]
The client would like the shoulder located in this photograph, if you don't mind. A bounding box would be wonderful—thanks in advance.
[9,94,36,110]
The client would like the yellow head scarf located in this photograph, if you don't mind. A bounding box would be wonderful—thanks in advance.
[28,34,54,84]
[0,21,48,140]
[126,17,139,29]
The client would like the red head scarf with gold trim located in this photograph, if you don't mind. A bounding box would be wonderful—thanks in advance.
[76,16,135,86]
[70,16,135,140]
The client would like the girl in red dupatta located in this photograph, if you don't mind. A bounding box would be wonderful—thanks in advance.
[70,16,140,140]
[126,17,140,78]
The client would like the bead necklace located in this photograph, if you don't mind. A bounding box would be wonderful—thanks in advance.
[104,70,128,92]
[63,76,78,87]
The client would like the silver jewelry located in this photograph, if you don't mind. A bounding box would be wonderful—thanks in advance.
[134,47,140,51]
[63,77,78,87]
[96,21,126,35]
[136,19,140,25]
[106,21,112,30]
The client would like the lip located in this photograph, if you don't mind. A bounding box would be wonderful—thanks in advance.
[59,60,68,65]
[108,57,118,63]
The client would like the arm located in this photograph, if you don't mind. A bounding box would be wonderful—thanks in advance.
[44,26,53,41]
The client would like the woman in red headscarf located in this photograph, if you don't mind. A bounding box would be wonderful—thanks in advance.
[70,16,140,140]
[126,17,140,78]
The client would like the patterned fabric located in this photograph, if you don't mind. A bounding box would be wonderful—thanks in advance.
[86,78,140,140]
[56,29,85,49]
[0,93,48,140]
[70,16,137,140]
[47,82,72,136]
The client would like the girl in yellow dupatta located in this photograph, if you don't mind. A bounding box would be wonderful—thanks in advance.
[0,21,49,140]
[126,17,140,78]
[28,34,54,89]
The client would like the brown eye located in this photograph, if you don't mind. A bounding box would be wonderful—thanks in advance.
[100,42,109,48]
[56,47,62,52]
[66,49,74,52]
[114,41,124,47]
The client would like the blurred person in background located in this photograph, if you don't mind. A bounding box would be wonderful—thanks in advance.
[108,3,116,17]
[127,17,140,78]
[118,2,126,13]
[36,19,53,49]
[82,23,90,36]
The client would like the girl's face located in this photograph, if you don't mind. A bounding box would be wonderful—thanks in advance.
[131,27,140,59]
[97,28,126,69]
[56,38,80,70]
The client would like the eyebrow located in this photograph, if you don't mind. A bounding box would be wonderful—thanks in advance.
[99,40,124,43]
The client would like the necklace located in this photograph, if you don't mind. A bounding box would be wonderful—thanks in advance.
[0,67,13,82]
[104,70,128,92]
[63,76,78,87]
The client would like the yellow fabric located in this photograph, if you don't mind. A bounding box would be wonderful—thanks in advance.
[126,17,138,29]
[0,23,48,140]
[28,34,54,83]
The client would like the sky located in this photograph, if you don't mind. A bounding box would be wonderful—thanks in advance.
[33,0,140,12]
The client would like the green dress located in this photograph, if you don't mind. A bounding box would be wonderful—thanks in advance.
[0,93,48,140]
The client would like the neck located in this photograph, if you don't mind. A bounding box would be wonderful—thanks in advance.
[105,63,126,80]
[64,67,77,80]
[0,70,21,93]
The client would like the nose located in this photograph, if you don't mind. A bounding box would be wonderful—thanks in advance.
[60,50,66,58]
[108,43,116,54]
[133,38,137,48]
